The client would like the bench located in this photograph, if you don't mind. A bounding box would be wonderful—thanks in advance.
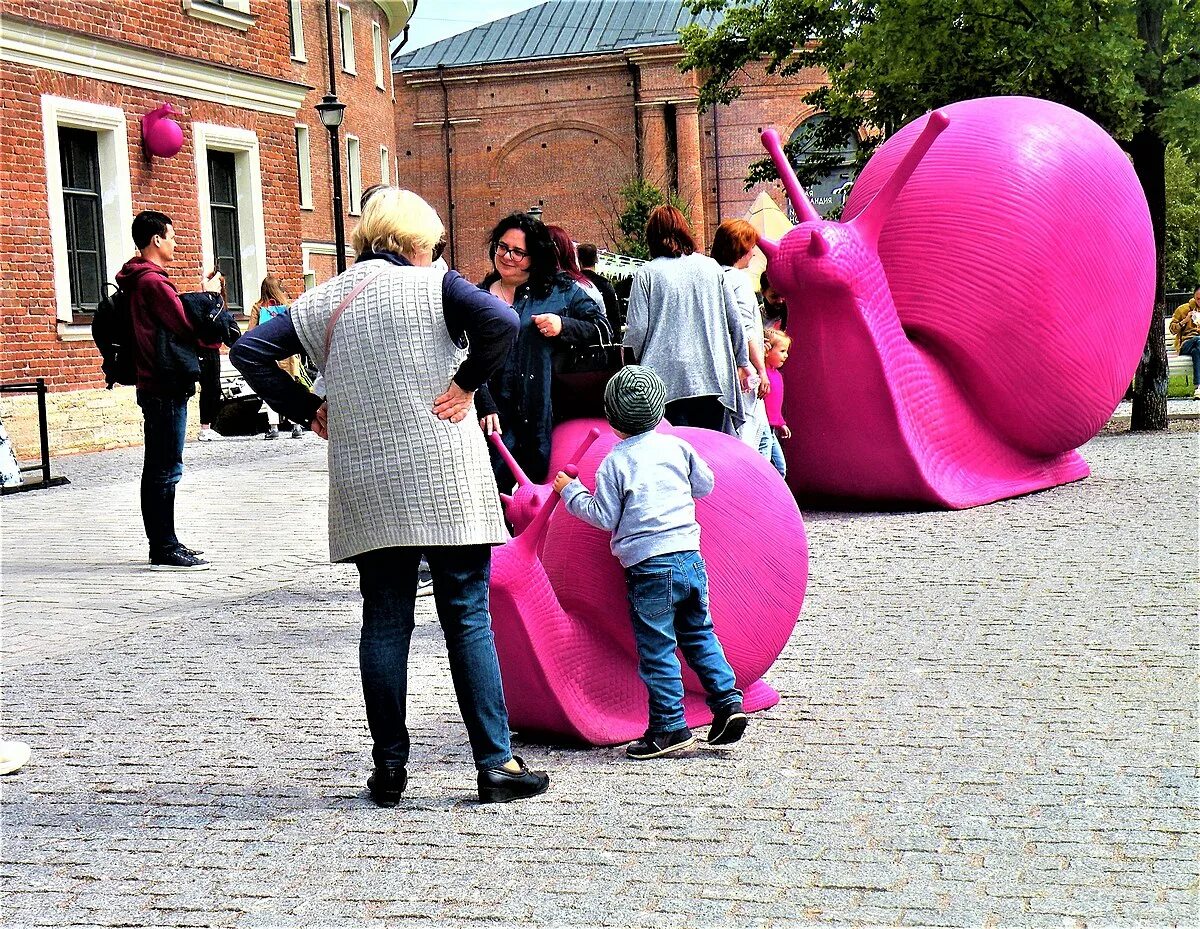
[1166,319,1196,398]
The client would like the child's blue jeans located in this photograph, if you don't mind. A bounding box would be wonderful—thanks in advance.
[624,550,742,733]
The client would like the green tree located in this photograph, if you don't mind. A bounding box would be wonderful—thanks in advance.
[680,0,1200,429]
[1166,144,1200,292]
[614,177,692,259]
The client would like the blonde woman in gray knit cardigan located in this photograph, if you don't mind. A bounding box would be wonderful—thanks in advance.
[231,189,550,806]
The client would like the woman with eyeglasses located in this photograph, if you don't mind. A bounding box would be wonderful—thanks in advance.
[475,212,611,488]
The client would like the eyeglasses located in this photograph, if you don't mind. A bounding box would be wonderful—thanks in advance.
[495,242,530,261]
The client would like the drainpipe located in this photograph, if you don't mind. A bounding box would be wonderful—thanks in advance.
[713,103,722,224]
[626,58,643,179]
[438,64,455,268]
[393,0,418,55]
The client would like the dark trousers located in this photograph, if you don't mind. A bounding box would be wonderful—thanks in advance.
[664,395,726,432]
[137,390,189,555]
[197,348,222,427]
[355,545,513,771]
[1181,337,1200,383]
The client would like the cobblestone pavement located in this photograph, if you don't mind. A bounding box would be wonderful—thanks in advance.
[2,426,1197,928]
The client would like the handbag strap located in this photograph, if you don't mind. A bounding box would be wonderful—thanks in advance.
[324,265,387,358]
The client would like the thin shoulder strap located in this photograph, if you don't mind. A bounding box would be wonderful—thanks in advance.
[324,265,387,357]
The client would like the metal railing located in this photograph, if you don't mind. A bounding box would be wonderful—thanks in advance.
[0,378,70,494]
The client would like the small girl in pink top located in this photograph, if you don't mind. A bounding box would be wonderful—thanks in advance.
[763,329,791,477]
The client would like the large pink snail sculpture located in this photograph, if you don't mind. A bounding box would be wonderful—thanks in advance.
[759,96,1155,509]
[487,419,808,746]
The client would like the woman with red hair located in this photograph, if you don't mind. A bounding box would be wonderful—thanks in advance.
[623,206,753,432]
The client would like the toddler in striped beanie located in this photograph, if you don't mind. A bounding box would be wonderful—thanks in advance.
[553,366,747,760]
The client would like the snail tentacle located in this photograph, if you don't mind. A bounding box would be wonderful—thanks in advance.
[760,127,822,224]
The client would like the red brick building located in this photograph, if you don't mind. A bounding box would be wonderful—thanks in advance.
[0,0,412,454]
[392,0,833,283]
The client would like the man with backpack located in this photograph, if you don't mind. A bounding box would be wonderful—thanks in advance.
[115,210,214,570]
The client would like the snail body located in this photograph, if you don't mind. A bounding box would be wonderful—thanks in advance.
[488,419,808,745]
[759,96,1155,508]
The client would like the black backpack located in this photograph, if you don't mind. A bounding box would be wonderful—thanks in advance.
[92,283,137,389]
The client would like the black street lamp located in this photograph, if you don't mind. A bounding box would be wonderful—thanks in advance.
[527,205,544,222]
[319,0,347,274]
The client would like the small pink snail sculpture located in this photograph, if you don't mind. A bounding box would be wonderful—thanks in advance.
[487,419,808,745]
[759,95,1155,508]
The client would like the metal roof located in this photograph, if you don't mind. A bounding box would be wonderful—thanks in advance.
[393,0,721,71]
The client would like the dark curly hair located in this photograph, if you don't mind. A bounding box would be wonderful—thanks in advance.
[484,212,563,298]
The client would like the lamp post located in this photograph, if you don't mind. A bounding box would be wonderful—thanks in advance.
[318,0,347,273]
[527,205,543,223]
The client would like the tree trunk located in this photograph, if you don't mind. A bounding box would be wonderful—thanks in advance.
[1129,1,1168,431]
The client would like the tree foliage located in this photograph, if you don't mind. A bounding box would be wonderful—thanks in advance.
[680,1,1198,188]
[1166,144,1200,291]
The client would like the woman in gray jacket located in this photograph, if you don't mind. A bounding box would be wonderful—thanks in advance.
[231,190,549,807]
[623,206,753,433]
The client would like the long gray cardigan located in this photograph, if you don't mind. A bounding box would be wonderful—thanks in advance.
[291,262,509,562]
[623,252,750,427]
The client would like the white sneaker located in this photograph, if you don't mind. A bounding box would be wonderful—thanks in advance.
[0,741,31,775]
[197,428,217,442]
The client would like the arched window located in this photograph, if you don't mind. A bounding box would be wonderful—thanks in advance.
[788,115,858,218]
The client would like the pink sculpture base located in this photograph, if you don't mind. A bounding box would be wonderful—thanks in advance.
[488,419,807,746]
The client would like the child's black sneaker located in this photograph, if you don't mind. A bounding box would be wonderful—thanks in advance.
[626,727,695,760]
[706,703,748,745]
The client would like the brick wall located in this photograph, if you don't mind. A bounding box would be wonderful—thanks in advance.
[393,49,828,283]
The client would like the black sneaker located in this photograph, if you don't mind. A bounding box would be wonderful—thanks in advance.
[177,545,204,556]
[149,547,210,571]
[417,560,434,598]
[626,727,695,760]
[264,426,279,440]
[706,703,748,746]
[367,765,407,808]
[477,756,550,804]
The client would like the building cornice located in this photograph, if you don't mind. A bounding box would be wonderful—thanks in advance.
[373,0,415,40]
[401,55,630,86]
[0,16,311,117]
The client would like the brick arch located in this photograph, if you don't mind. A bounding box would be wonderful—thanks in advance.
[490,121,629,188]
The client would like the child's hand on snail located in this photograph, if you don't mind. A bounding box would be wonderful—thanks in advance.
[552,471,573,494]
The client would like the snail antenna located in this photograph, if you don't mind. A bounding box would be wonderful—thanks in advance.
[514,465,578,559]
[567,427,602,470]
[757,237,779,262]
[488,431,531,487]
[761,128,822,224]
[808,230,830,257]
[851,110,950,246]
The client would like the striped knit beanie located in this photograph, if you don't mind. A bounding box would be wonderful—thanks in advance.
[604,365,666,435]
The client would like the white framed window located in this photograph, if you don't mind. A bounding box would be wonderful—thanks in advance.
[346,135,362,215]
[42,96,133,331]
[338,4,356,75]
[192,122,268,313]
[181,0,253,31]
[372,22,385,89]
[294,124,312,210]
[380,145,390,185]
[287,0,305,61]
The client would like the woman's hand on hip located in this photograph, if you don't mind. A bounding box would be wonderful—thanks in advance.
[531,313,563,337]
[311,402,329,440]
[480,413,501,435]
[433,381,474,423]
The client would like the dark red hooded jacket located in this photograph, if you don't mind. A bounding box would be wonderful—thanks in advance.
[115,257,196,394]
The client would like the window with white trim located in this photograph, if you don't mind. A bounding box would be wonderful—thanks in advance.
[380,145,390,185]
[181,0,253,31]
[338,4,355,75]
[372,22,385,89]
[287,0,305,61]
[193,123,268,315]
[42,96,133,329]
[346,135,362,215]
[295,124,313,209]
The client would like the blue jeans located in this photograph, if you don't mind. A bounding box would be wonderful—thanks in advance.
[765,430,786,478]
[624,551,742,733]
[1180,337,1200,384]
[137,390,189,554]
[355,545,512,771]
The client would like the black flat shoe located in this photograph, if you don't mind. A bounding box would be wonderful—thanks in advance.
[477,756,549,804]
[367,765,407,807]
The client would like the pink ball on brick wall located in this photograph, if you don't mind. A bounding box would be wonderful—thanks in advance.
[142,105,183,158]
